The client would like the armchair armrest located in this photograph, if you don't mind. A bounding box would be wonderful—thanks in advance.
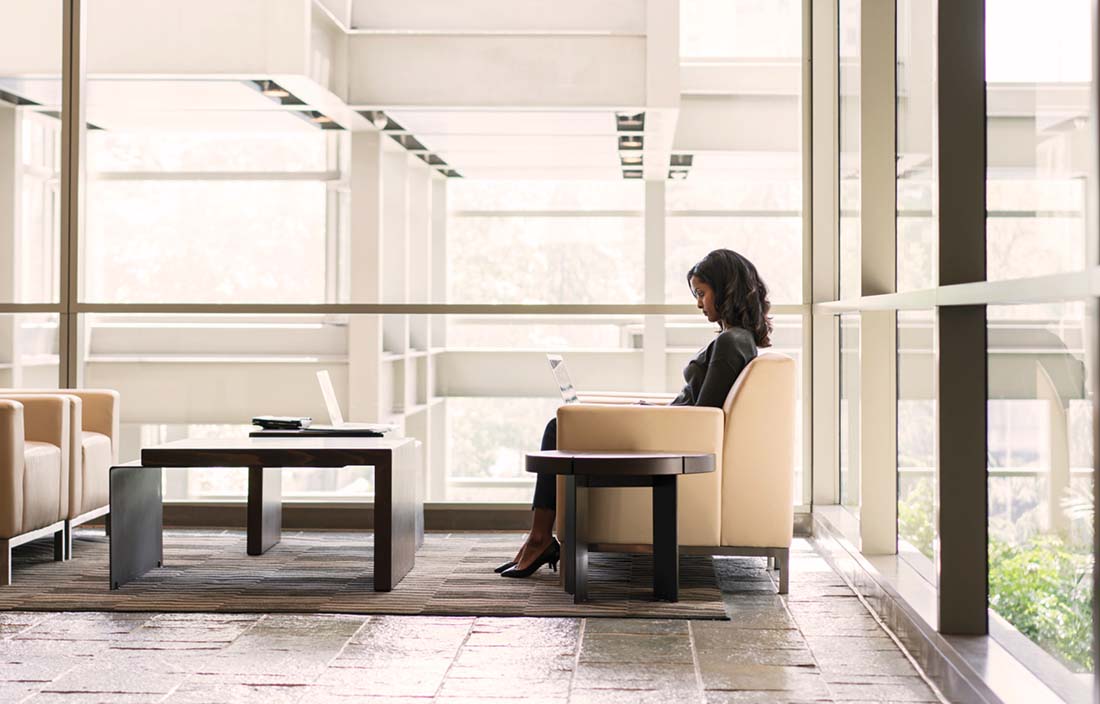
[55,389,120,463]
[0,400,24,537]
[557,404,724,452]
[0,388,119,462]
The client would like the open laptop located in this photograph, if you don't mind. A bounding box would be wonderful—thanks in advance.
[308,371,395,435]
[546,354,674,406]
[547,354,579,404]
[251,372,394,437]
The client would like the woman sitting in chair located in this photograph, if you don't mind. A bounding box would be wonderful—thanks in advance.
[497,248,773,578]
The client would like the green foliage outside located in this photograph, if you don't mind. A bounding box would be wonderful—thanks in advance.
[897,478,1094,673]
[988,537,1092,672]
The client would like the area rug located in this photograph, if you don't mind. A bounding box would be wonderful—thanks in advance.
[0,529,734,619]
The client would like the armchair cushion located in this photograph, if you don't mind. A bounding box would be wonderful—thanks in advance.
[21,441,64,534]
[556,404,724,546]
[80,432,113,515]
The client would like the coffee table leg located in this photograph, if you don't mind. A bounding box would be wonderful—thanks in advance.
[652,475,678,602]
[247,466,282,556]
[565,475,589,603]
[563,476,576,595]
[375,447,418,591]
[109,465,163,590]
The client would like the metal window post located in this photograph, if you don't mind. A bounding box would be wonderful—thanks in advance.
[935,0,988,636]
[59,0,86,389]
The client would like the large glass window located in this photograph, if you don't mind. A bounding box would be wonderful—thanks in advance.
[896,0,936,292]
[447,180,644,304]
[988,302,1094,673]
[0,5,62,305]
[897,309,935,575]
[0,314,59,389]
[838,0,861,299]
[665,181,802,305]
[680,0,801,59]
[986,0,1092,282]
[839,313,860,509]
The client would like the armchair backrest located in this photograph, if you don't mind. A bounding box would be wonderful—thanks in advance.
[719,350,797,548]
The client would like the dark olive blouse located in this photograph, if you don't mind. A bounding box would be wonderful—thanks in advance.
[670,327,759,408]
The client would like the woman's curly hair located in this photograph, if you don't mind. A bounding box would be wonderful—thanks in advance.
[686,249,772,347]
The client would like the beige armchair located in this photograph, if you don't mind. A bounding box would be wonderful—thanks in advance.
[0,389,118,557]
[556,351,797,593]
[0,395,72,585]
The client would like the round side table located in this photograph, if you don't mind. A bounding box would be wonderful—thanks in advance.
[526,450,715,603]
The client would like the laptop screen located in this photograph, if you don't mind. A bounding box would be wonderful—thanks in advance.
[547,354,579,404]
[316,370,344,426]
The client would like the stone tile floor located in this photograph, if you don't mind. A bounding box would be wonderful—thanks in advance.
[0,538,946,703]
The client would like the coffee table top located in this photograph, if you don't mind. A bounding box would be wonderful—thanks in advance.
[525,450,715,476]
[141,436,415,468]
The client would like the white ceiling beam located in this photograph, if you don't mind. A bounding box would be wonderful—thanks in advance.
[347,35,645,108]
[0,0,312,78]
[349,0,645,34]
[674,95,800,152]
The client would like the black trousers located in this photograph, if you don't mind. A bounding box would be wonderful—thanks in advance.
[532,417,557,510]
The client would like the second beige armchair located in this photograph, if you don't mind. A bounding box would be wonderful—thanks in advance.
[0,389,118,558]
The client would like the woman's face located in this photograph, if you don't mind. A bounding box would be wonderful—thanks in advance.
[690,275,720,325]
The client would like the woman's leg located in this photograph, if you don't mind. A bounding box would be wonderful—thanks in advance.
[510,418,558,569]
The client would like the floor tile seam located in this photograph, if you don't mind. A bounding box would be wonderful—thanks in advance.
[686,621,707,696]
[565,617,585,703]
[430,613,476,699]
[803,543,950,704]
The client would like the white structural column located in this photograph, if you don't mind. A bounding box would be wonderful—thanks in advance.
[810,0,839,506]
[428,176,447,501]
[643,0,679,180]
[0,106,20,386]
[347,131,385,422]
[856,0,897,554]
[643,180,667,391]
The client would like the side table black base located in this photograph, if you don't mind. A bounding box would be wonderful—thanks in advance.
[565,473,680,603]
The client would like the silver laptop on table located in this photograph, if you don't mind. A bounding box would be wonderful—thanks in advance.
[311,370,395,434]
[547,354,579,404]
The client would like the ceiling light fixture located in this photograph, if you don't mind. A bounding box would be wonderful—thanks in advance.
[623,169,643,179]
[618,135,644,150]
[311,114,333,124]
[615,112,645,132]
[259,80,290,98]
[668,169,689,180]
[620,154,643,166]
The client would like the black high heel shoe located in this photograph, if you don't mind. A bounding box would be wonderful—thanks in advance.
[493,560,517,574]
[500,538,560,578]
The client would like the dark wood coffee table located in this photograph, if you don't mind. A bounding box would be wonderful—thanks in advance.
[526,450,715,603]
[109,437,420,592]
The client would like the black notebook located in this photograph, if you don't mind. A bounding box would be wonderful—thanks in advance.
[249,427,385,438]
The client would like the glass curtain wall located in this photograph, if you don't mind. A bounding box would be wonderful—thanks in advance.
[838,0,861,300]
[895,0,936,577]
[0,4,62,390]
[3,2,808,507]
[984,0,1095,674]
